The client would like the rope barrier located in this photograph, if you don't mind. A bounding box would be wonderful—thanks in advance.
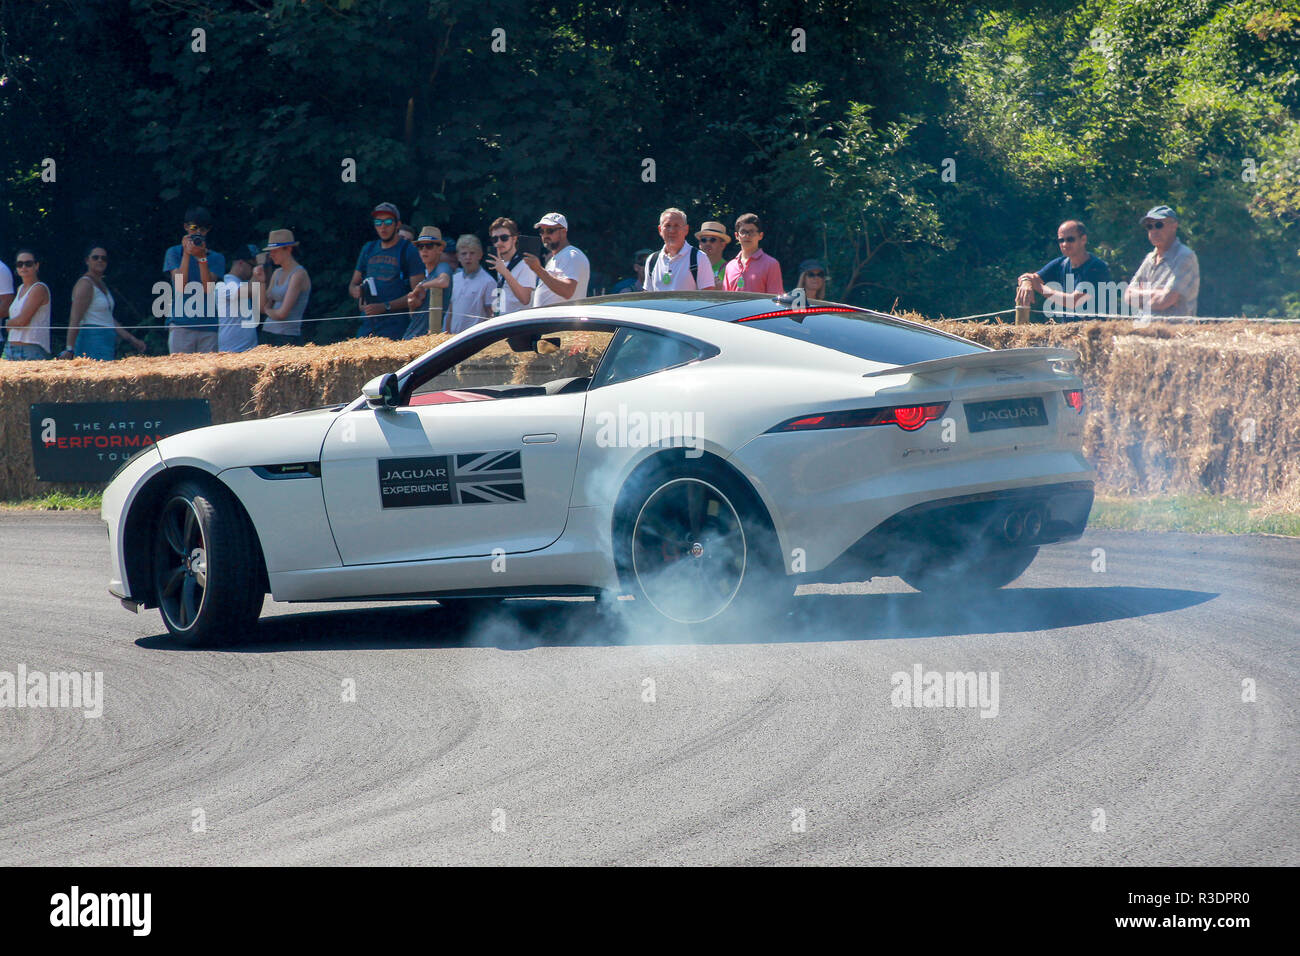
[30,307,499,333]
[13,300,1300,334]
[938,307,1300,324]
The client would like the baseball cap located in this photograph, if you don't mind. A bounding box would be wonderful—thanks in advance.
[183,206,213,228]
[1140,205,1178,224]
[534,212,568,230]
[798,258,826,274]
[372,202,400,220]
[232,243,260,265]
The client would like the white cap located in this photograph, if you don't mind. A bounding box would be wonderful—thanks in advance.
[534,212,568,230]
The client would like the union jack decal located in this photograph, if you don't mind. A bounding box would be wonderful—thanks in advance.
[451,451,525,504]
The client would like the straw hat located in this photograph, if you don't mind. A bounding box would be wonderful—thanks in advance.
[262,228,298,250]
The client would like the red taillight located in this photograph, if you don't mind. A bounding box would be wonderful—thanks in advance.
[769,403,948,433]
[783,415,827,430]
[1063,389,1084,414]
[891,406,932,431]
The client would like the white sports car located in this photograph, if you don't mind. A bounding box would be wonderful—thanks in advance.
[103,291,1094,644]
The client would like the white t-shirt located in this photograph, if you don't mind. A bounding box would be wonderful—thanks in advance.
[217,275,259,352]
[80,280,116,329]
[642,242,715,291]
[8,282,51,351]
[493,256,538,315]
[447,267,496,334]
[532,244,589,307]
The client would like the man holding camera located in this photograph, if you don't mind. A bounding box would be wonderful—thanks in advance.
[162,205,226,353]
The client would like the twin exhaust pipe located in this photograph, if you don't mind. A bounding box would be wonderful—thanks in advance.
[999,507,1044,543]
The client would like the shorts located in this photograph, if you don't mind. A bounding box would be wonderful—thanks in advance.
[3,342,51,361]
[168,326,218,353]
[259,329,304,347]
[75,325,117,360]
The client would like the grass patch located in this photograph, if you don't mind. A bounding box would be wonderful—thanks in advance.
[1091,494,1300,536]
[0,489,103,511]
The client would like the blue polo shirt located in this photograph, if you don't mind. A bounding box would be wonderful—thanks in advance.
[1036,254,1111,315]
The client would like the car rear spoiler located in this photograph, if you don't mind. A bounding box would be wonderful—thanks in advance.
[862,347,1081,381]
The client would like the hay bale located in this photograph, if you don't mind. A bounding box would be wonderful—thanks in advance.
[3,321,1299,507]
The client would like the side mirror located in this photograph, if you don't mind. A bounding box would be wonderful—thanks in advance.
[362,373,399,409]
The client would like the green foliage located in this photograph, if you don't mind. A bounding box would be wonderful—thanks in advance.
[946,0,1300,316]
[1,0,1296,328]
[752,84,946,302]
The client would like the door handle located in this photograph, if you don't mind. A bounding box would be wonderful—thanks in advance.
[522,433,558,444]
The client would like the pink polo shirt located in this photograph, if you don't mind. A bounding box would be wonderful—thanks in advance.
[723,248,784,294]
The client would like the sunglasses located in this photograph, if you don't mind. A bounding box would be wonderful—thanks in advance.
[15,260,37,267]
[491,234,514,243]
[539,226,561,235]
[698,236,723,244]
[372,218,396,227]
[88,254,108,261]
[1144,221,1165,230]
[805,271,825,278]
[1057,235,1080,244]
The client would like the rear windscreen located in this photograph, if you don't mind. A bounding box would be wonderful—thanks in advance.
[738,312,985,367]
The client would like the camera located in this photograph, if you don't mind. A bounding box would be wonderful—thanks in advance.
[189,233,205,247]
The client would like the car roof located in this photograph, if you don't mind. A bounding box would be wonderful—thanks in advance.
[558,290,958,334]
[408,292,982,380]
[561,290,818,318]
[554,290,980,347]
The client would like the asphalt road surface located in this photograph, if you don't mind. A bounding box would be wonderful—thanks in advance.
[1,511,1295,865]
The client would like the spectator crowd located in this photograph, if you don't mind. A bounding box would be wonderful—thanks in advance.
[1,200,1199,362]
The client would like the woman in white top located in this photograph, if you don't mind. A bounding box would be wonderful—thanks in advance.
[4,248,51,361]
[61,245,147,360]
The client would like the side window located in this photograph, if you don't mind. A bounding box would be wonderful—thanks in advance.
[590,328,704,389]
[406,328,614,405]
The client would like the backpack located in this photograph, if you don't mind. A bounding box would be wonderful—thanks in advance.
[646,247,704,288]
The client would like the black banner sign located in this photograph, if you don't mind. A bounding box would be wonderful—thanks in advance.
[378,451,524,508]
[29,400,212,482]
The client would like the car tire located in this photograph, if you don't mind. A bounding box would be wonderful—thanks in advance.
[613,456,790,626]
[900,546,1039,594]
[152,478,264,646]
